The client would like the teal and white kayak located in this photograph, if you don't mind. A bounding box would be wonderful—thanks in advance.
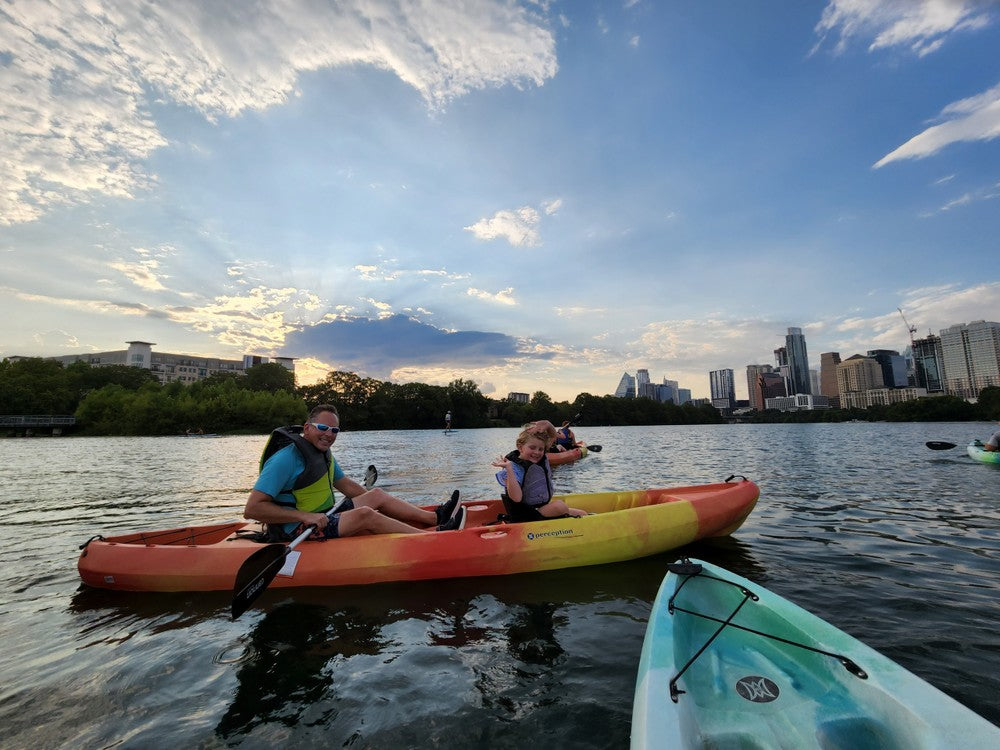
[967,441,1000,464]
[631,559,1000,749]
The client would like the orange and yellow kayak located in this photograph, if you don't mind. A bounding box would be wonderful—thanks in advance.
[77,478,759,592]
[547,445,587,465]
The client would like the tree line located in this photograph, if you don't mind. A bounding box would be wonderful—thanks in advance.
[1,357,723,436]
[2,357,996,437]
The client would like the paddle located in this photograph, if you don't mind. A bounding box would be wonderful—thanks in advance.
[926,441,957,450]
[231,463,379,620]
[565,414,603,452]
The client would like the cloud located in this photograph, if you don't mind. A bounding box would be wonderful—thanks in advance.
[466,287,516,305]
[284,313,549,378]
[814,0,994,57]
[109,259,169,292]
[0,0,558,224]
[875,82,1000,167]
[464,206,542,246]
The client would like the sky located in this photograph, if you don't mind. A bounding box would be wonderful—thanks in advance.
[2,0,999,403]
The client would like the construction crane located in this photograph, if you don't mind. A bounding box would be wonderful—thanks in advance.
[898,308,917,350]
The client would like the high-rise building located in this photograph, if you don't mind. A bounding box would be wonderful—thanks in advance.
[745,364,773,411]
[911,335,944,392]
[709,368,736,410]
[785,327,811,395]
[866,350,908,388]
[836,355,885,394]
[939,320,1000,399]
[819,352,841,407]
[614,372,636,398]
[658,378,680,404]
[756,372,786,409]
[677,388,692,405]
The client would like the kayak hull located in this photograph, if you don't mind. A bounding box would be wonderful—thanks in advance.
[78,480,759,592]
[967,442,1000,464]
[631,559,1000,749]
[547,445,587,465]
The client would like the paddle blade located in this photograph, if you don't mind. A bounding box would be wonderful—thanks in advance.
[364,464,378,489]
[926,441,957,450]
[231,543,289,620]
[587,444,602,452]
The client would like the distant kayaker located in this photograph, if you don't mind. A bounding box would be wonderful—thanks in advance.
[244,404,465,539]
[984,425,1000,452]
[492,422,587,521]
[445,410,452,430]
[551,420,578,452]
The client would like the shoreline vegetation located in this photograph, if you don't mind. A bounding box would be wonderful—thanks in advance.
[2,358,998,437]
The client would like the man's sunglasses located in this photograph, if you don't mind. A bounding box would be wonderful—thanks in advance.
[309,422,340,434]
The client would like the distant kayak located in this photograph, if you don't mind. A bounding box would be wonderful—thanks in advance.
[631,558,1000,749]
[548,445,587,466]
[967,441,1000,464]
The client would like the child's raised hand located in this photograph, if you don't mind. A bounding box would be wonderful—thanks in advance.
[491,456,511,469]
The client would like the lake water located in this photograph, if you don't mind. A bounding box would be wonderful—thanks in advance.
[1,422,998,748]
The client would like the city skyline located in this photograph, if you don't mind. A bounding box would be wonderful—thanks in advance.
[2,2,999,402]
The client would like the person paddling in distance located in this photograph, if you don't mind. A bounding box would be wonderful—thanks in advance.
[551,420,580,452]
[492,423,587,522]
[244,404,465,539]
[982,423,1000,452]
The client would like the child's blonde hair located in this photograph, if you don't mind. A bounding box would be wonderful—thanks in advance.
[516,426,553,449]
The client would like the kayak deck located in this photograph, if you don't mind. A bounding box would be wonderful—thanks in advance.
[632,559,1000,749]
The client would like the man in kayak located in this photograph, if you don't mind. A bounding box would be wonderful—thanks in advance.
[244,404,465,539]
[551,420,577,452]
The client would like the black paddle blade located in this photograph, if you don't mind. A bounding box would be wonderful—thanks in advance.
[364,464,378,489]
[925,441,957,450]
[231,543,289,620]
[587,444,602,452]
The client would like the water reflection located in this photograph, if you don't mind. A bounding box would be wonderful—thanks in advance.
[215,601,390,740]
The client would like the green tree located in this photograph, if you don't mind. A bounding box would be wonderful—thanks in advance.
[243,362,296,393]
[447,378,490,428]
[977,386,1000,420]
[0,358,75,414]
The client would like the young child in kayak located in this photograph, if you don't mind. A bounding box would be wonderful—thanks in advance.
[492,423,587,522]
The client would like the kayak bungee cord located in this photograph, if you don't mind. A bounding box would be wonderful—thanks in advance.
[78,521,246,550]
[665,559,868,703]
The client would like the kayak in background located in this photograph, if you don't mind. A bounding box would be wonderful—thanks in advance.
[967,441,1000,464]
[631,558,1000,749]
[548,445,587,466]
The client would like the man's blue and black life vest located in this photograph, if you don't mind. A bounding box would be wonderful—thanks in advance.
[554,426,574,450]
[259,426,336,513]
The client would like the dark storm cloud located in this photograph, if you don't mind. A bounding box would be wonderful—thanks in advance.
[285,314,549,376]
